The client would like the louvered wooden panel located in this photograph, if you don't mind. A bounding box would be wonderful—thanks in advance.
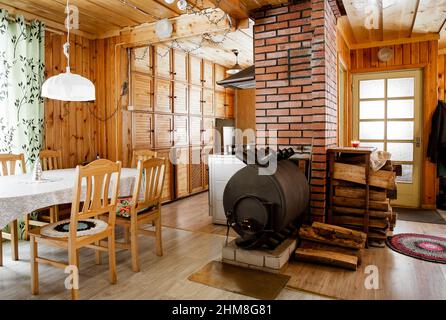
[202,88,214,116]
[189,85,202,115]
[226,92,234,118]
[155,45,171,79]
[132,112,153,149]
[131,46,152,74]
[202,117,215,146]
[189,146,204,193]
[157,148,173,202]
[189,116,202,146]
[189,55,202,86]
[203,59,214,88]
[174,147,189,198]
[154,114,173,148]
[215,64,226,91]
[154,79,172,113]
[215,91,226,118]
[202,146,213,189]
[131,73,153,111]
[173,49,187,82]
[174,115,188,146]
[173,82,188,114]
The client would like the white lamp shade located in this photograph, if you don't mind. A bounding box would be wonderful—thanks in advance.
[41,69,95,101]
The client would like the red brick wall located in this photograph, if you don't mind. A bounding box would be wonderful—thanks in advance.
[254,0,340,221]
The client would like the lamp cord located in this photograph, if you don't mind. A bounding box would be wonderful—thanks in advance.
[64,0,70,70]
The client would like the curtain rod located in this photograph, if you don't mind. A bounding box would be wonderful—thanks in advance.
[4,13,64,35]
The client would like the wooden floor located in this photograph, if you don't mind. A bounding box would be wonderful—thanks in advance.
[0,193,445,300]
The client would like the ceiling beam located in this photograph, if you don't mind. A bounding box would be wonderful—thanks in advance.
[349,33,439,50]
[207,0,249,19]
[115,10,235,46]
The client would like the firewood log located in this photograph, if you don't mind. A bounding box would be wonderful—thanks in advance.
[335,186,387,202]
[299,240,363,264]
[333,163,396,189]
[295,248,358,271]
[299,223,366,250]
[333,206,392,219]
[334,196,390,211]
[332,216,389,230]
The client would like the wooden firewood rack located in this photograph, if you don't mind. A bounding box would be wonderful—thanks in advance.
[327,147,377,243]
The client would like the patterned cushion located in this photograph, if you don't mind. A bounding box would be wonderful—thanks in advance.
[116,197,157,219]
[116,197,133,218]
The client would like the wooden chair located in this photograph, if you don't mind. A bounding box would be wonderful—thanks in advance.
[0,153,26,265]
[113,158,166,272]
[29,159,121,300]
[131,149,157,168]
[24,150,63,240]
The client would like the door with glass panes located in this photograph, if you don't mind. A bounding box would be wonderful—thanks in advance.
[352,70,422,207]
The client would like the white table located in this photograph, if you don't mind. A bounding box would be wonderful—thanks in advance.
[0,168,138,229]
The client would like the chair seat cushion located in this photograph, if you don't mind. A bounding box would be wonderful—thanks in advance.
[116,197,133,218]
[116,197,157,219]
[40,219,108,238]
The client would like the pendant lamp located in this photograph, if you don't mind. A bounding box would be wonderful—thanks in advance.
[41,0,95,102]
[226,49,242,75]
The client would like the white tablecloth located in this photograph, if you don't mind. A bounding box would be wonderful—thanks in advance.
[0,168,138,228]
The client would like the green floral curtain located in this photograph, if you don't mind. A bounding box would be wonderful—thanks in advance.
[0,9,45,170]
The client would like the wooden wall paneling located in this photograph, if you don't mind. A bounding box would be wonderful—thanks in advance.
[157,148,174,202]
[155,45,172,79]
[131,46,152,74]
[438,54,445,101]
[154,114,174,148]
[174,147,190,198]
[190,116,202,146]
[174,115,189,146]
[189,146,204,193]
[225,91,234,118]
[235,88,256,132]
[215,64,226,91]
[154,78,173,113]
[202,117,215,147]
[121,110,133,168]
[132,112,154,150]
[131,73,153,111]
[203,59,214,88]
[202,88,214,116]
[215,91,226,118]
[173,49,188,82]
[173,81,188,114]
[189,55,202,86]
[189,85,202,115]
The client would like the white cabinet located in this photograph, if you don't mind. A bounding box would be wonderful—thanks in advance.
[208,155,246,225]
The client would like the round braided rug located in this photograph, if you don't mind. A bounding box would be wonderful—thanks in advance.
[386,233,446,264]
[41,219,108,238]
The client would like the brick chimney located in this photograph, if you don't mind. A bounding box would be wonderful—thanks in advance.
[254,0,341,222]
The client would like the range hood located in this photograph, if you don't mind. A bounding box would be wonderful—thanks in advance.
[216,65,255,89]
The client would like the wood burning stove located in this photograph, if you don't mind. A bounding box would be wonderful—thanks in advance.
[223,148,310,249]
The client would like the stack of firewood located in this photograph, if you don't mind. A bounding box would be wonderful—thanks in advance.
[331,157,400,246]
[295,222,367,270]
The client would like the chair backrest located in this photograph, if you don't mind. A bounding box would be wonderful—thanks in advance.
[131,149,158,168]
[69,159,122,237]
[40,150,62,171]
[132,158,166,211]
[0,154,26,176]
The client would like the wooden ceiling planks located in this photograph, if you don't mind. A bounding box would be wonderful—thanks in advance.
[343,0,382,43]
[382,0,418,40]
[412,0,446,34]
[343,0,446,50]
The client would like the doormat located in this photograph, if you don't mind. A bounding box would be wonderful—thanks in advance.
[386,233,446,264]
[284,245,446,299]
[188,261,290,300]
[394,207,446,225]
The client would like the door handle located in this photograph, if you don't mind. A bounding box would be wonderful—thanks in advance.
[415,137,421,148]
